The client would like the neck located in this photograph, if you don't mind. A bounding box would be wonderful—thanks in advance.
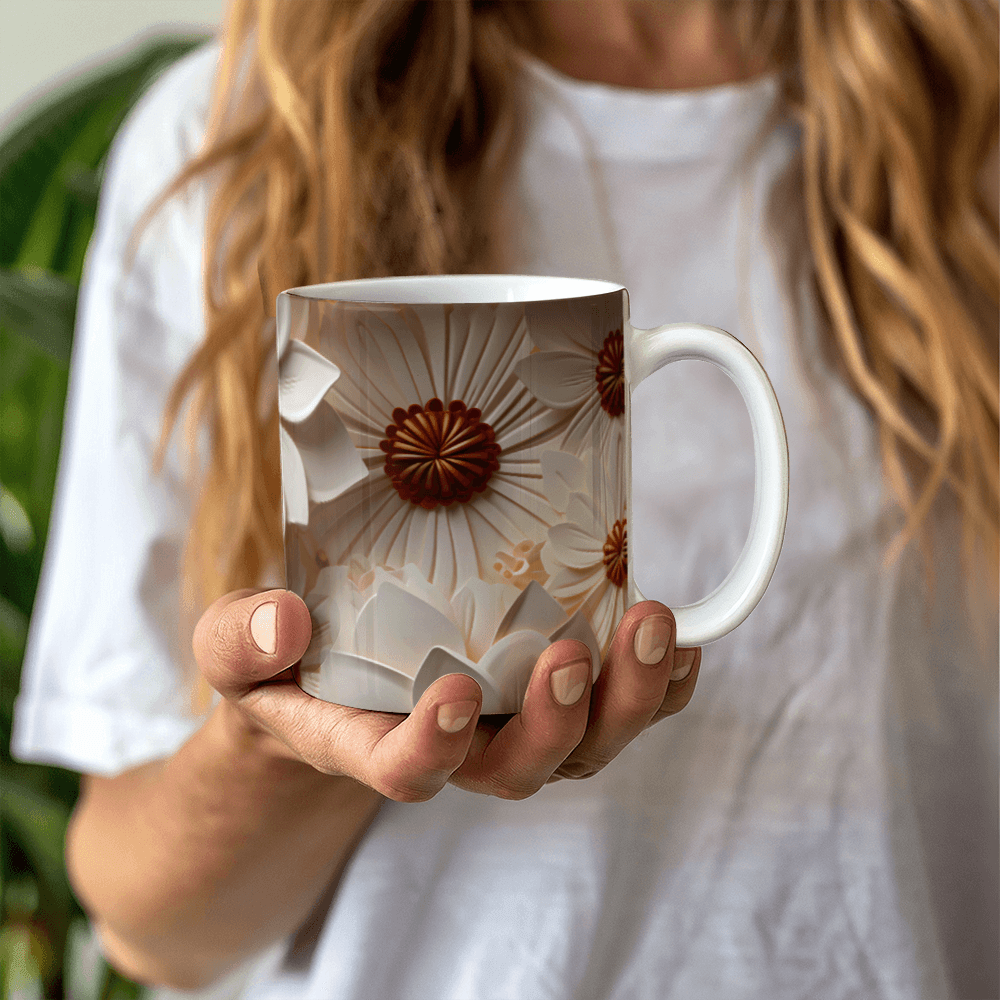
[525,0,764,90]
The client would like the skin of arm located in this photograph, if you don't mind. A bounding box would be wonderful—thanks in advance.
[67,702,383,989]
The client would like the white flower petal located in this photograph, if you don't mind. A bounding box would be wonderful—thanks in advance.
[493,580,567,642]
[397,564,456,621]
[279,339,342,424]
[276,290,310,362]
[488,380,566,450]
[419,507,483,602]
[310,565,347,600]
[476,629,550,713]
[304,649,414,713]
[565,492,600,535]
[602,427,625,488]
[541,450,588,514]
[449,304,530,411]
[549,611,602,681]
[289,401,369,504]
[524,298,596,356]
[467,487,554,555]
[339,489,428,571]
[357,307,438,404]
[280,424,311,525]
[411,647,490,711]
[275,309,290,362]
[560,402,611,454]
[514,352,595,410]
[300,620,331,672]
[547,522,604,570]
[314,566,363,653]
[354,582,465,674]
[581,580,626,656]
[452,578,516,661]
[546,565,601,605]
[306,591,340,647]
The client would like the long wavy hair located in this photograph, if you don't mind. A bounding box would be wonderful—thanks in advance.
[154,0,999,645]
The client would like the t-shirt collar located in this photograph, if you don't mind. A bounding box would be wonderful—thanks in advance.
[518,52,781,164]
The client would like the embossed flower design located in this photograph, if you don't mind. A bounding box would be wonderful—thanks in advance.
[296,565,600,713]
[540,436,628,655]
[514,296,625,452]
[310,302,565,597]
[492,538,548,590]
[277,317,368,526]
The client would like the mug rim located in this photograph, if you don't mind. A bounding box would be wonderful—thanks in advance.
[282,274,624,305]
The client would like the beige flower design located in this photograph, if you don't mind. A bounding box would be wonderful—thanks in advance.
[514,296,625,452]
[297,565,600,713]
[304,301,566,597]
[539,435,628,655]
[277,317,368,526]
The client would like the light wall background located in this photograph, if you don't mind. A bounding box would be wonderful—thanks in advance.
[1,0,225,127]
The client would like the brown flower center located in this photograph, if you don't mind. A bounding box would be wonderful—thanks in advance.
[603,518,627,587]
[380,398,501,509]
[595,328,625,417]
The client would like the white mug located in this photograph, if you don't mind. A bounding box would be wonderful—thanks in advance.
[277,275,788,713]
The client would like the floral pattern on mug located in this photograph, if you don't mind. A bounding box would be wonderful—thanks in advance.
[278,288,642,709]
[278,333,368,526]
[306,302,567,597]
[539,433,628,655]
[515,296,626,452]
[492,538,549,590]
[297,563,600,713]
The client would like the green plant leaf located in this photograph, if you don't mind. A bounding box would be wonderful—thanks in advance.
[0,269,76,365]
[13,92,129,276]
[0,594,28,667]
[0,920,45,999]
[0,36,205,998]
[0,486,35,555]
[0,784,72,908]
[1,35,208,271]
[61,164,102,211]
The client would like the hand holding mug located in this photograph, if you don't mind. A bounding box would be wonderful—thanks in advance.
[194,587,700,800]
[276,275,787,714]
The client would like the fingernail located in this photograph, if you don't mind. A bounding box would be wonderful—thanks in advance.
[437,700,478,733]
[250,601,277,654]
[671,648,697,681]
[550,657,590,706]
[633,614,672,665]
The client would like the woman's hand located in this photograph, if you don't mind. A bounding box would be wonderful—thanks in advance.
[199,588,700,802]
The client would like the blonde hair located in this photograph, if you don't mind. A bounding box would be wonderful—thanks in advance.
[155,0,998,637]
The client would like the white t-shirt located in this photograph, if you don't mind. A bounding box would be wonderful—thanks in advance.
[13,44,998,1000]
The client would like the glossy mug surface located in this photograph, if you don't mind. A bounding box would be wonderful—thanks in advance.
[277,275,788,713]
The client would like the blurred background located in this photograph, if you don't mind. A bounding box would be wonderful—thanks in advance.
[2,3,221,996]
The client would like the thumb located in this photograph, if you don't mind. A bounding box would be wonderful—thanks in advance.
[193,588,312,699]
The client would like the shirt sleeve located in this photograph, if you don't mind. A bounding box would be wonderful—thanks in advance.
[11,44,223,777]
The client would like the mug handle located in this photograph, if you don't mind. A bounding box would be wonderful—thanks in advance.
[627,323,789,647]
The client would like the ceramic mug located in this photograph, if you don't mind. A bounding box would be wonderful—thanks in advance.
[276,275,788,714]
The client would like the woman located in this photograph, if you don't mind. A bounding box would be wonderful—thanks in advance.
[13,1,998,997]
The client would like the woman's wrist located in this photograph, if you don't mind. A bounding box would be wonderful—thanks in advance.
[74,696,384,989]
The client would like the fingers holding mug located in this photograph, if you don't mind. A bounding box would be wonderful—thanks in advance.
[193,588,313,699]
[551,602,700,780]
[193,587,487,800]
[649,645,701,723]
